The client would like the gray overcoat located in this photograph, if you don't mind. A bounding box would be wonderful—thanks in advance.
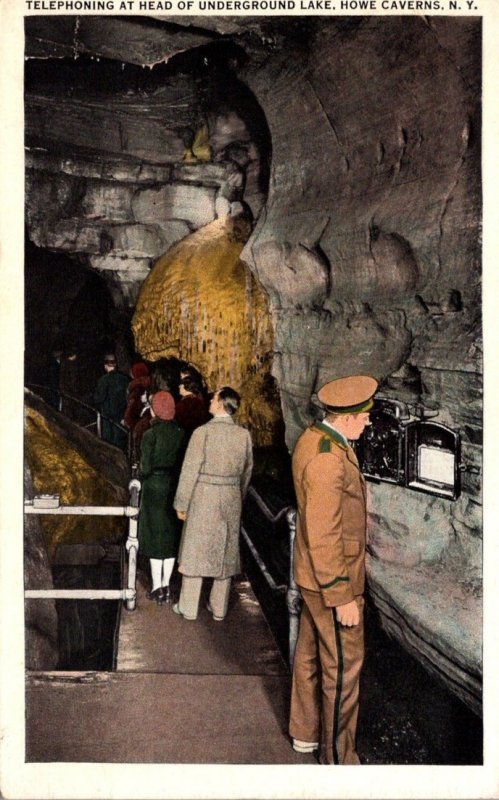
[174,416,253,578]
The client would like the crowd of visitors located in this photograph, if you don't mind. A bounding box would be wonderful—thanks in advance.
[45,347,254,624]
[110,357,253,623]
[43,344,378,763]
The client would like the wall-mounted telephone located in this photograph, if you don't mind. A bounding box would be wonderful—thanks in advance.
[355,398,461,500]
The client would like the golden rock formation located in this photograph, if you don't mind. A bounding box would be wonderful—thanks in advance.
[132,214,281,446]
[182,124,212,163]
[25,406,127,558]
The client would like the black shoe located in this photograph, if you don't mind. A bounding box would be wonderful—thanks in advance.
[161,587,171,604]
[147,588,163,603]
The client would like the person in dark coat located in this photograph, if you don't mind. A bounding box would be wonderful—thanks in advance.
[138,391,187,604]
[175,376,210,438]
[93,354,130,448]
[124,362,151,432]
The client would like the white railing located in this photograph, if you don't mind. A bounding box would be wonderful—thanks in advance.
[24,476,141,611]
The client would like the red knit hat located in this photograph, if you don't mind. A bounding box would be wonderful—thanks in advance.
[131,362,149,380]
[151,391,175,421]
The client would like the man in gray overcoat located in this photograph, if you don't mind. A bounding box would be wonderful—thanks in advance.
[173,386,253,621]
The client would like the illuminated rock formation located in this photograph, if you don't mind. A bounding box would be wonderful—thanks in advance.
[132,214,280,446]
[25,400,128,559]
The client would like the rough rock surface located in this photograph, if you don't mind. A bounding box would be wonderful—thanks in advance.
[132,184,216,229]
[24,466,59,670]
[242,18,480,434]
[24,391,129,558]
[367,556,482,715]
[24,15,217,66]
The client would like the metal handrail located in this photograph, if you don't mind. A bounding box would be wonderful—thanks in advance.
[247,486,293,523]
[27,383,102,417]
[240,525,287,594]
[24,504,138,517]
[242,485,301,666]
[25,589,135,600]
[26,383,132,461]
[285,509,301,667]
[24,476,141,611]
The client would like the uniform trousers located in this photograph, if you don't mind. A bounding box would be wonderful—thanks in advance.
[289,588,365,765]
[178,575,231,620]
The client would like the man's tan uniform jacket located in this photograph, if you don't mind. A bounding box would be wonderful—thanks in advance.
[292,421,367,605]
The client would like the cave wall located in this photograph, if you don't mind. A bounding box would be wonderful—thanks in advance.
[239,15,482,712]
[24,36,270,313]
[24,36,272,406]
[241,16,481,445]
[25,143,242,311]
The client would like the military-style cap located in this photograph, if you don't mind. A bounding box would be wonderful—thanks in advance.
[317,375,378,414]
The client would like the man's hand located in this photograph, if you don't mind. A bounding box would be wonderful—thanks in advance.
[176,510,186,521]
[335,600,359,627]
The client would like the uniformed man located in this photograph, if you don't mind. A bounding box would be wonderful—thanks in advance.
[289,374,378,765]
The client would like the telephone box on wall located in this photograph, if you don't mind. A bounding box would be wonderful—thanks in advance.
[355,399,461,501]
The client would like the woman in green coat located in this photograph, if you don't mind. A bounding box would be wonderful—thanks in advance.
[138,391,186,604]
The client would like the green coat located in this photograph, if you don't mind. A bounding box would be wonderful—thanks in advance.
[138,420,186,559]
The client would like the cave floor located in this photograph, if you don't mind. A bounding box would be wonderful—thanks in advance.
[26,572,313,764]
[25,569,482,765]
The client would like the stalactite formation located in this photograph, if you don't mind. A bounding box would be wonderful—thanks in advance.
[132,214,281,446]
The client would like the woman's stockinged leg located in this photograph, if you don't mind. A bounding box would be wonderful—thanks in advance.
[162,557,175,587]
[150,558,162,591]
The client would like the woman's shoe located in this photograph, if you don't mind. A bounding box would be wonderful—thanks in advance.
[147,587,163,603]
[161,587,171,604]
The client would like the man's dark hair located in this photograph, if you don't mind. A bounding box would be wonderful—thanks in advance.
[180,363,207,389]
[180,376,202,396]
[218,386,240,416]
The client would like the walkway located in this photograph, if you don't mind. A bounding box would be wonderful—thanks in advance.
[25,571,315,764]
